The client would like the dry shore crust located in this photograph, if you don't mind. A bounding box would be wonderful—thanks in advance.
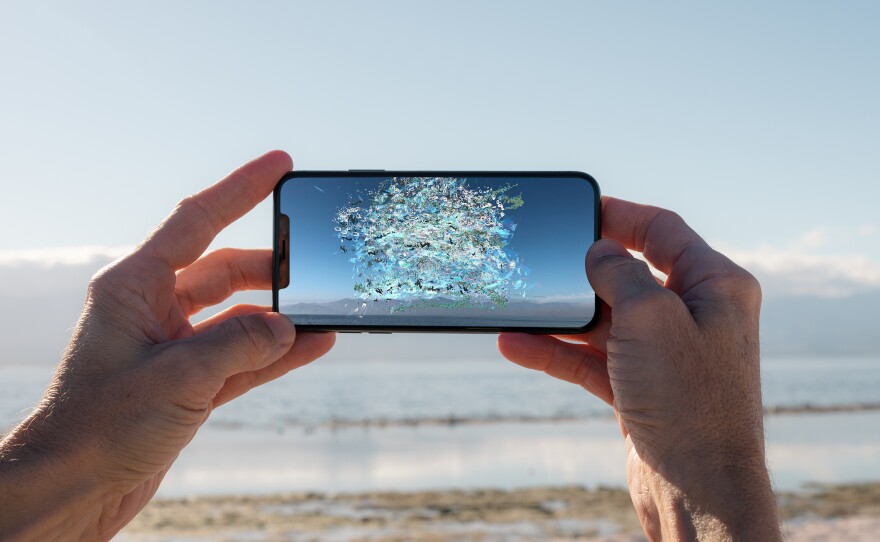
[117,482,880,541]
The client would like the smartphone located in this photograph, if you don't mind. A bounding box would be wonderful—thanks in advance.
[273,171,600,333]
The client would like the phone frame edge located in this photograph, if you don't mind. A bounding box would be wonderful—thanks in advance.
[272,170,601,335]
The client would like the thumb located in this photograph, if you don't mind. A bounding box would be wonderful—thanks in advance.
[175,312,296,379]
[586,239,666,308]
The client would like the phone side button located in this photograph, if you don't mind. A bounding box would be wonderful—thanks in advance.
[368,331,391,334]
[348,169,385,172]
[339,331,363,333]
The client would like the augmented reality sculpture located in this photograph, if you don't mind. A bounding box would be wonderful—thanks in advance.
[334,177,529,313]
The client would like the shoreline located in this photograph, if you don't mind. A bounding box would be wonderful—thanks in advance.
[203,402,880,432]
[6,402,880,438]
[118,482,880,541]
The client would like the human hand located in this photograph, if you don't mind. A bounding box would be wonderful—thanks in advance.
[498,197,780,541]
[0,151,335,541]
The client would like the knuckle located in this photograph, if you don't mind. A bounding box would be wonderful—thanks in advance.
[572,358,596,387]
[168,351,210,390]
[619,287,680,318]
[714,266,762,307]
[151,343,213,393]
[655,207,684,226]
[243,370,262,391]
[223,251,250,290]
[595,253,651,281]
[87,270,110,297]
[642,207,686,239]
[226,316,277,353]
[207,247,238,261]
[736,269,761,298]
[179,194,225,231]
[87,261,126,298]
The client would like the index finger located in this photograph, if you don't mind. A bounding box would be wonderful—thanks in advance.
[140,150,292,270]
[601,196,712,276]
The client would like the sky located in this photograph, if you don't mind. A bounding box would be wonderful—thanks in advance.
[1,1,879,363]
[279,175,596,305]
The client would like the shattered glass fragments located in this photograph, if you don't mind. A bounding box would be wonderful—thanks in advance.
[334,177,529,314]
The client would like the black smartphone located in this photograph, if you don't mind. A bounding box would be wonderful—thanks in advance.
[273,171,600,333]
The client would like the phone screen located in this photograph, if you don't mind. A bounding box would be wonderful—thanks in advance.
[274,172,599,332]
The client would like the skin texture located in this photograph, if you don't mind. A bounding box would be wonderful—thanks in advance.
[498,197,781,541]
[0,151,336,541]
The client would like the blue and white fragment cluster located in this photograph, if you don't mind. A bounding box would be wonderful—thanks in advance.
[334,177,530,313]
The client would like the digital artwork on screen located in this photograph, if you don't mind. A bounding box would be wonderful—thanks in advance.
[277,174,597,329]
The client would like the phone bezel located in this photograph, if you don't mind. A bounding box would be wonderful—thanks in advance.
[273,170,601,334]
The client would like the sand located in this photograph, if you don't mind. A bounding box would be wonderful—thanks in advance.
[116,482,880,541]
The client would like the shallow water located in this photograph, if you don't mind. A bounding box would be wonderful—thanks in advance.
[2,357,879,496]
[154,412,880,497]
[3,356,878,431]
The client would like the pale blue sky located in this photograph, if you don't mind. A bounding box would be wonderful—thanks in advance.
[1,1,879,298]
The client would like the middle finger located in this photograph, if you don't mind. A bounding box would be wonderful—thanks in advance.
[554,301,611,353]
[176,248,272,316]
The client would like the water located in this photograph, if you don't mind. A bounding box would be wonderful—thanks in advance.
[154,412,880,496]
[2,356,879,432]
[761,356,880,409]
[2,356,878,495]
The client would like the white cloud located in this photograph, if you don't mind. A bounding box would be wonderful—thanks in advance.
[716,241,880,299]
[857,224,878,237]
[621,228,880,299]
[0,245,132,268]
[792,227,831,250]
[2,239,878,302]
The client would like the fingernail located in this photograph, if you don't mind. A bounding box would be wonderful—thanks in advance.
[589,239,628,259]
[265,314,295,344]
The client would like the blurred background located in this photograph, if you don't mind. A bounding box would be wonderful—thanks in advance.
[1,1,878,540]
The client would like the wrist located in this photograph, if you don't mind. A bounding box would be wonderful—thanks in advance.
[0,409,113,541]
[648,451,780,541]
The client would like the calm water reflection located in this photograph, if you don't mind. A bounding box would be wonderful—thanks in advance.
[158,411,880,497]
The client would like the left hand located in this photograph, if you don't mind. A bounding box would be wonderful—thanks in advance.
[0,151,335,541]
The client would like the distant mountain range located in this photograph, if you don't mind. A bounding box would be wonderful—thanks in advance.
[761,291,880,356]
[1,257,878,366]
[279,296,594,319]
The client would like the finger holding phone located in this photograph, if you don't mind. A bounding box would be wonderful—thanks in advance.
[498,197,781,540]
[0,151,336,540]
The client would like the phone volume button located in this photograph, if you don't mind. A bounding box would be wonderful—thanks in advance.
[347,169,385,172]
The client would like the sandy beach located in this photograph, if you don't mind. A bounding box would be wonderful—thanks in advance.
[4,361,879,540]
[116,482,880,541]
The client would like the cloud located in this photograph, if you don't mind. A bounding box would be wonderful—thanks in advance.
[3,236,878,303]
[716,241,880,299]
[791,227,831,250]
[857,224,878,237]
[0,245,132,268]
[0,246,129,298]
[623,229,880,300]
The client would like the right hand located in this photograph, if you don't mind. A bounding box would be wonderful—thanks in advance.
[498,197,780,541]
